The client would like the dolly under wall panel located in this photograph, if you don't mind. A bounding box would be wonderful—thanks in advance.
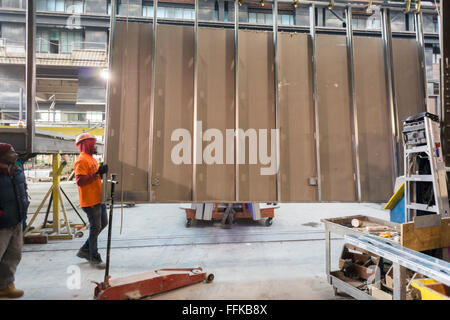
[278,32,317,202]
[316,34,356,201]
[150,24,194,202]
[238,30,277,202]
[106,22,151,202]
[353,36,394,202]
[194,27,236,201]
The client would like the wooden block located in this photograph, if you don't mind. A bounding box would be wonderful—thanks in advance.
[24,234,48,244]
[370,285,392,300]
[401,217,450,251]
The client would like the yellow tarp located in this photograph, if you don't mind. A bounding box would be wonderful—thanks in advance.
[0,126,104,136]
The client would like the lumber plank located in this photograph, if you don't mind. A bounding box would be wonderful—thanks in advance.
[401,217,450,251]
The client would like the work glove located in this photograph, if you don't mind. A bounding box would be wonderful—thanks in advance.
[18,152,37,162]
[96,163,108,176]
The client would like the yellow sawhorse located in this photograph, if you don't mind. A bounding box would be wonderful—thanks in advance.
[24,153,87,240]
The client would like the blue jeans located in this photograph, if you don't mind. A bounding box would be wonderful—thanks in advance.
[80,204,108,259]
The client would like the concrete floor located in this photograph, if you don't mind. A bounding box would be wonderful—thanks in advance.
[9,181,390,300]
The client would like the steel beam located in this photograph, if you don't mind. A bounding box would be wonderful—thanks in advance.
[19,87,23,121]
[346,6,361,201]
[103,0,116,199]
[393,263,407,300]
[381,8,400,184]
[104,0,117,161]
[273,0,280,202]
[149,0,158,201]
[310,4,322,201]
[345,233,450,287]
[234,0,240,202]
[442,0,450,166]
[25,0,36,153]
[414,10,428,112]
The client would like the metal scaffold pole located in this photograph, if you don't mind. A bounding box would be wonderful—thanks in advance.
[25,0,36,153]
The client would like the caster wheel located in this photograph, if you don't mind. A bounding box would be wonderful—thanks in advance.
[265,218,273,227]
[186,219,192,227]
[75,231,84,238]
[206,273,215,283]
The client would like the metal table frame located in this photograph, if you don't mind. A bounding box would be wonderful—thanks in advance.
[321,215,404,300]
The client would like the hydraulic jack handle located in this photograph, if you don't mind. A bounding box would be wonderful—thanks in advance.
[104,173,118,286]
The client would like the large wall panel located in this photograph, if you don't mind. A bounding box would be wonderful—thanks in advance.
[354,36,394,202]
[316,34,356,201]
[150,25,194,202]
[238,30,277,202]
[105,22,426,203]
[195,27,235,201]
[278,32,317,201]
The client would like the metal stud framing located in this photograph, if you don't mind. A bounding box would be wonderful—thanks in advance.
[148,0,158,201]
[345,6,362,201]
[103,0,116,199]
[234,0,240,201]
[414,10,428,112]
[310,4,322,201]
[442,0,450,166]
[25,0,36,153]
[192,0,199,201]
[273,0,280,202]
[381,8,400,185]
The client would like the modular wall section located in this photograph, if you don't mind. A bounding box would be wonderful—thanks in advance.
[353,36,394,202]
[315,34,356,202]
[195,27,235,202]
[278,32,317,202]
[106,22,152,202]
[105,22,427,203]
[237,30,277,202]
[392,38,427,173]
[151,24,194,202]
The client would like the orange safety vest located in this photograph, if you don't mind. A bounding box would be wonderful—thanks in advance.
[74,152,102,207]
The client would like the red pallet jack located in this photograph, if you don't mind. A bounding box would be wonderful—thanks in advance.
[94,174,214,300]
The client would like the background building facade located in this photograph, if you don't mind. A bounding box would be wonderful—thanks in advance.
[0,0,441,139]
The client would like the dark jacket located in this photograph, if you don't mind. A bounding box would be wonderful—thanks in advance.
[0,166,29,229]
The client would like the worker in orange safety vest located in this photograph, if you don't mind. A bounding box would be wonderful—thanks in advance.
[73,133,108,269]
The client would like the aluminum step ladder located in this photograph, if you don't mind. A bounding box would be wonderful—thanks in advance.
[402,112,449,226]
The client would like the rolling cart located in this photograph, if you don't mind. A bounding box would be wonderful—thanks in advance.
[181,203,277,227]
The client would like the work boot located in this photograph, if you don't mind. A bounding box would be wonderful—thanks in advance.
[90,254,106,270]
[76,248,90,261]
[0,283,24,299]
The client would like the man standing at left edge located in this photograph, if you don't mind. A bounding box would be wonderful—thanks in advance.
[0,143,29,298]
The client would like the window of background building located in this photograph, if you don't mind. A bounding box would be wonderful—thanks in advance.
[142,4,194,20]
[86,111,103,122]
[65,0,84,13]
[36,29,83,53]
[37,0,83,13]
[248,11,294,26]
[38,110,61,122]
